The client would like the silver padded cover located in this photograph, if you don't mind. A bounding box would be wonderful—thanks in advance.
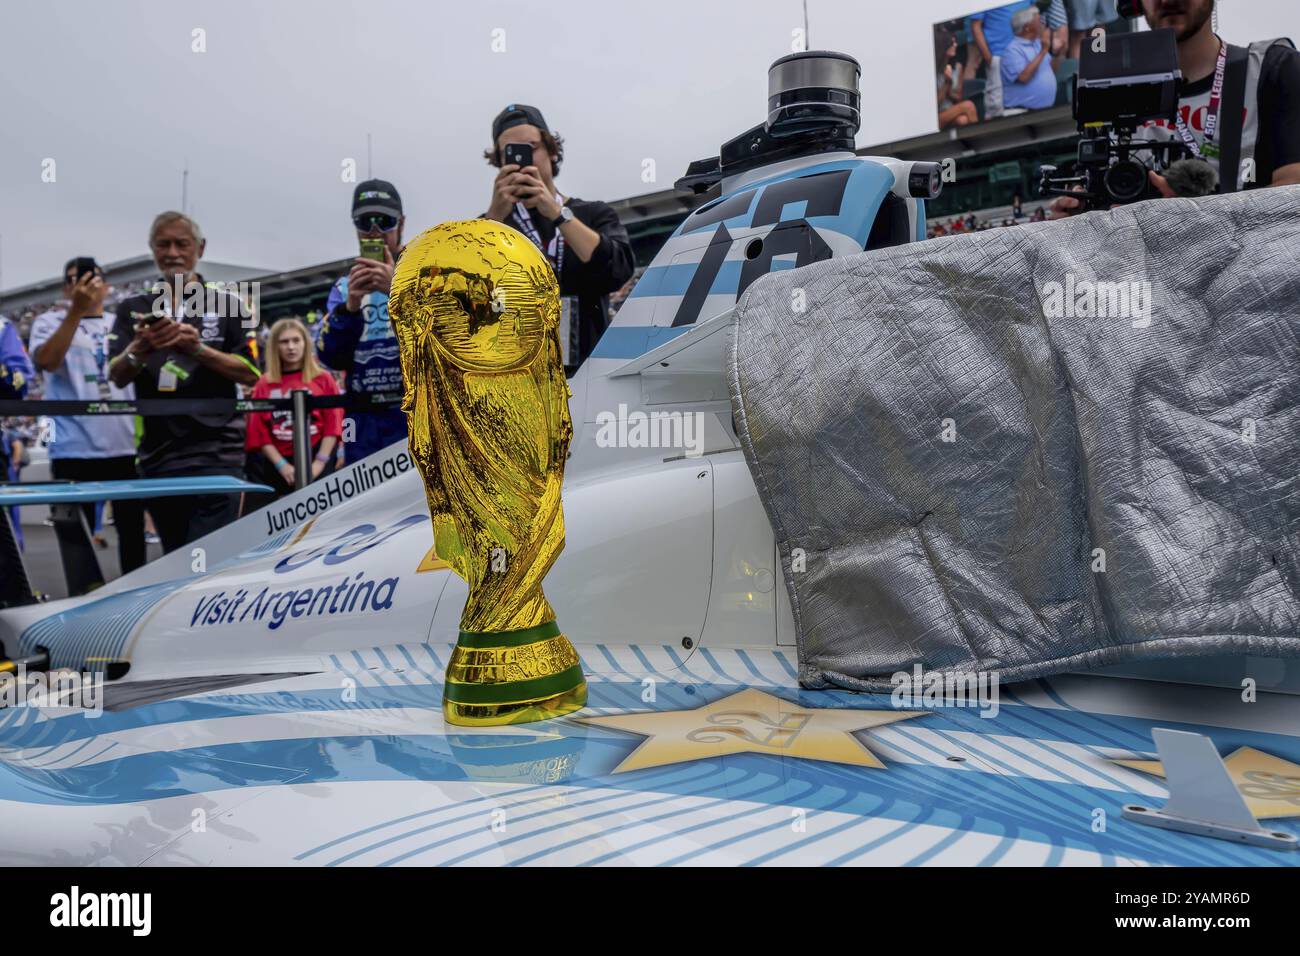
[730,186,1300,691]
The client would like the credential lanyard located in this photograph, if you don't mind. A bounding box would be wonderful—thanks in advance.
[513,195,580,363]
[1175,41,1227,158]
[513,195,565,277]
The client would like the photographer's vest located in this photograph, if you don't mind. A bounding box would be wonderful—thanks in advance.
[1148,38,1295,192]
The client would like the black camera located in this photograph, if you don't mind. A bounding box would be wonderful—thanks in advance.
[677,51,862,193]
[1039,28,1187,209]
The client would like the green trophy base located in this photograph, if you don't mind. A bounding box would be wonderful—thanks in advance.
[442,621,588,727]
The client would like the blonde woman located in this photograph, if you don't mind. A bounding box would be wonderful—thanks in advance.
[244,318,343,504]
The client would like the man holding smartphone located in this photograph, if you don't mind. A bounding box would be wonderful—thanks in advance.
[316,179,407,463]
[107,211,260,553]
[483,104,635,372]
[30,259,146,572]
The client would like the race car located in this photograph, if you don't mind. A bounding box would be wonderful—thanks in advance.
[1,51,1296,867]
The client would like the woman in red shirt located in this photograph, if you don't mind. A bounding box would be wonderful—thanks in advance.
[244,318,343,503]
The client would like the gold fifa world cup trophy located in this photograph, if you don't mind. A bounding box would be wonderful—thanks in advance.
[389,219,587,726]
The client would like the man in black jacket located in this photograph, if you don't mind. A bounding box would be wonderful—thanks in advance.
[483,104,636,372]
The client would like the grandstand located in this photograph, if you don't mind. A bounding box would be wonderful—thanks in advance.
[0,254,270,339]
[0,111,1086,331]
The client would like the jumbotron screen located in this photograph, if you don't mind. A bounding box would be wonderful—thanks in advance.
[933,0,1138,131]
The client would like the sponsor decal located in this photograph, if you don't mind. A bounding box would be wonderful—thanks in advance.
[189,570,398,631]
[263,451,414,534]
[190,515,427,630]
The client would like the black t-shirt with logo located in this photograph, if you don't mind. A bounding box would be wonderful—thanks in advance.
[108,278,258,476]
[1144,41,1300,189]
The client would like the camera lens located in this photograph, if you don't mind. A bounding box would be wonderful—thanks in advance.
[1105,159,1149,204]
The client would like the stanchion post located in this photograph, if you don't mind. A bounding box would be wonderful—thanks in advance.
[291,388,311,490]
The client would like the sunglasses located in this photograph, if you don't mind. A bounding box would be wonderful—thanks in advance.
[353,213,400,233]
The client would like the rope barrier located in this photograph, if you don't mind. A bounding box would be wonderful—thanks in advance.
[0,392,404,417]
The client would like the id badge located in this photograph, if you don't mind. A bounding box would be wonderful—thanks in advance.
[558,296,579,367]
[158,368,179,392]
[96,375,112,400]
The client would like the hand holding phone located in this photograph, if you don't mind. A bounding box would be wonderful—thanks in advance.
[347,241,394,310]
[68,272,105,315]
[502,142,533,170]
[72,257,98,282]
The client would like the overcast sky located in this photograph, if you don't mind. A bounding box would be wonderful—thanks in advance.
[1,0,1295,289]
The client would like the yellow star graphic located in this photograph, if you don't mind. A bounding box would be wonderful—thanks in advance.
[575,688,926,773]
[417,545,451,573]
[1113,747,1300,820]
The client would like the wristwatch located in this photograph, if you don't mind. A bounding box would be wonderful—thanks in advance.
[122,349,145,370]
[550,205,574,229]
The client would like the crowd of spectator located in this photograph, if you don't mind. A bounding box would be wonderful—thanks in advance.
[935,0,1122,129]
[0,101,635,568]
[925,198,1048,239]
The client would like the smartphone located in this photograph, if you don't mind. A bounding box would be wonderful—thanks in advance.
[502,142,533,170]
[359,238,386,262]
[72,257,98,282]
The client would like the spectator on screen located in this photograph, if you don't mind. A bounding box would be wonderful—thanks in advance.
[107,211,260,553]
[1068,0,1120,61]
[936,28,979,128]
[29,259,146,572]
[245,318,342,507]
[964,1,1034,82]
[316,179,408,465]
[1002,7,1059,111]
[1043,0,1069,64]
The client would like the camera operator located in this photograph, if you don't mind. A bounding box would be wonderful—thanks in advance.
[107,211,260,553]
[30,260,145,572]
[483,104,635,372]
[1053,0,1300,215]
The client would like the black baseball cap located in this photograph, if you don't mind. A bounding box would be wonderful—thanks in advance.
[492,104,549,142]
[351,179,403,218]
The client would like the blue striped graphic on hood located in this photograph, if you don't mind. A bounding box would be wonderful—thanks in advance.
[18,579,187,670]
